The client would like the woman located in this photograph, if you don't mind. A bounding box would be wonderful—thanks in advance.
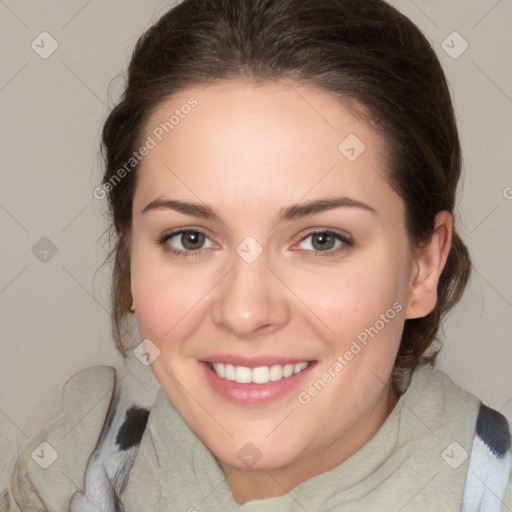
[9,0,512,510]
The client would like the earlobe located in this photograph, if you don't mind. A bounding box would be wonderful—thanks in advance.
[405,211,453,319]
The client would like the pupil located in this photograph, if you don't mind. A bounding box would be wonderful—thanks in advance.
[182,231,204,250]
[312,233,335,251]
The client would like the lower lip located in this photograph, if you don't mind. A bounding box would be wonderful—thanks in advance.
[200,361,316,406]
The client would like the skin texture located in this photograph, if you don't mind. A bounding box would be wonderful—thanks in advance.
[129,80,452,504]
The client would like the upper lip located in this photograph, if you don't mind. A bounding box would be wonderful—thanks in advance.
[201,355,315,368]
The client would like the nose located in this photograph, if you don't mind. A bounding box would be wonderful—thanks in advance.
[210,250,290,339]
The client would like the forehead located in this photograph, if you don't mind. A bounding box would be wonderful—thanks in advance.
[133,80,401,220]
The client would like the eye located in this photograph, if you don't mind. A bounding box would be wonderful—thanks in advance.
[295,229,352,256]
[158,228,215,258]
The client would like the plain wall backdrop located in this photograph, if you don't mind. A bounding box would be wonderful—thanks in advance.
[1,0,511,495]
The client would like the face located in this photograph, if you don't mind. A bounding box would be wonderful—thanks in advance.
[130,81,416,471]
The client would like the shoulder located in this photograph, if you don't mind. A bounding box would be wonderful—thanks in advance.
[10,365,116,512]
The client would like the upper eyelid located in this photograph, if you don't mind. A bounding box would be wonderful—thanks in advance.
[161,226,210,238]
[296,228,351,242]
[161,227,214,244]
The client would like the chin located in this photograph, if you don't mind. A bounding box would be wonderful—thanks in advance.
[206,432,310,471]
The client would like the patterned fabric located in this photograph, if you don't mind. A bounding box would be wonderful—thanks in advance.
[67,373,512,512]
[5,364,511,511]
[462,404,512,511]
[69,362,158,512]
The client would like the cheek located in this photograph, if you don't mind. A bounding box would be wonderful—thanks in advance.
[130,242,214,343]
[279,248,410,376]
[289,263,406,339]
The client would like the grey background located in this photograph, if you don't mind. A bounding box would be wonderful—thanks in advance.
[1,0,511,494]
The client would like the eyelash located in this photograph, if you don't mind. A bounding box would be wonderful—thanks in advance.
[157,228,353,259]
[158,228,211,259]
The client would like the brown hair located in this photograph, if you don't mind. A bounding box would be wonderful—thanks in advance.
[100,0,471,374]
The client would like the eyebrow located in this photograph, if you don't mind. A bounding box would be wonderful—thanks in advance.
[141,196,376,221]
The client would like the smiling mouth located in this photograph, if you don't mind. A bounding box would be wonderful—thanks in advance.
[205,361,313,384]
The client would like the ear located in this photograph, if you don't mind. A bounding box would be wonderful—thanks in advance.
[405,211,453,319]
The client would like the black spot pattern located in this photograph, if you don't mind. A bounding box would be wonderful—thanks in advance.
[115,406,150,451]
[476,403,511,459]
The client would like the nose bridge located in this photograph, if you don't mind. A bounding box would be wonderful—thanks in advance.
[211,246,288,337]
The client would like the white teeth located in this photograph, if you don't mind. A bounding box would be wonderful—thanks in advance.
[283,364,294,378]
[225,364,235,381]
[210,361,310,384]
[235,366,252,384]
[269,364,283,381]
[213,363,225,378]
[294,362,308,374]
[252,366,270,384]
